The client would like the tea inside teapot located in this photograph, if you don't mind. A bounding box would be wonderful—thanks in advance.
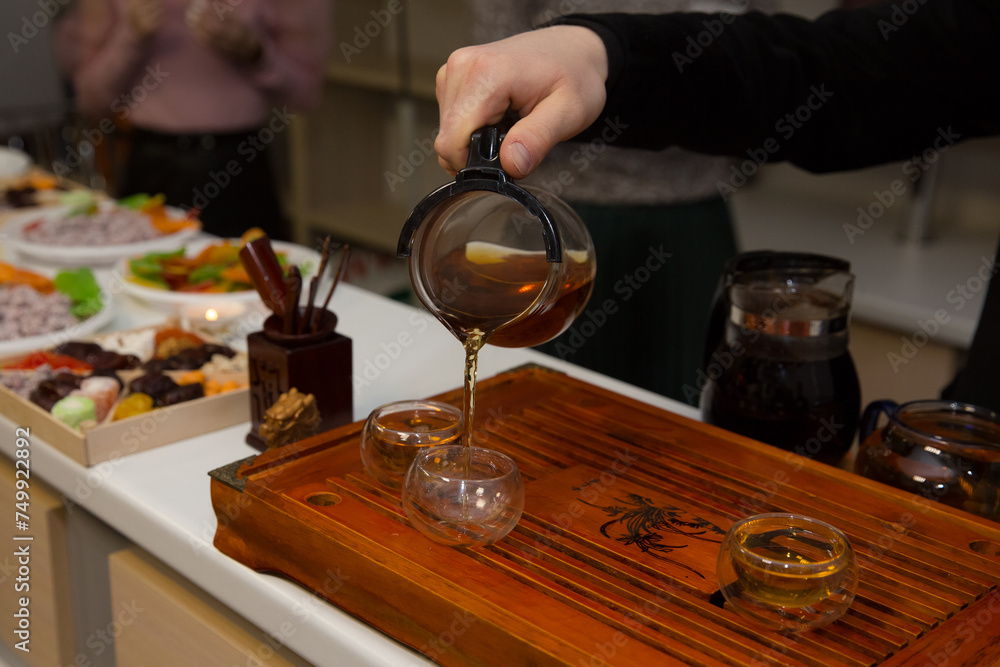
[407,188,594,348]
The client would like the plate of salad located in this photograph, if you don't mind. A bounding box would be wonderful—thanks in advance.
[0,263,113,357]
[118,230,322,308]
[3,192,201,266]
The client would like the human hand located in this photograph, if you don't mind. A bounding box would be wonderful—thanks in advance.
[186,0,263,64]
[434,25,608,179]
[125,0,165,39]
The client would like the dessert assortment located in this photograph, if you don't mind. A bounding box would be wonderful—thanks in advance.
[0,326,248,433]
[0,171,66,210]
[119,233,324,311]
[0,174,302,461]
[2,192,202,266]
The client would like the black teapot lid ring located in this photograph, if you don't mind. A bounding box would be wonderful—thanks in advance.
[396,123,563,262]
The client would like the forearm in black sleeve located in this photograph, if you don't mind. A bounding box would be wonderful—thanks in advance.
[556,0,1000,173]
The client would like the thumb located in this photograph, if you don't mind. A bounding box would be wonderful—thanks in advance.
[499,96,599,179]
[498,133,539,180]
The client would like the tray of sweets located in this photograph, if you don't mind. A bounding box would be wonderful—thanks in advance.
[0,325,249,466]
[210,365,1000,666]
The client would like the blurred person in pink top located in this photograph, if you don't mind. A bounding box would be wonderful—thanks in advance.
[68,0,330,240]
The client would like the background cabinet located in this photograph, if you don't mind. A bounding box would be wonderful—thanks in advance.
[109,547,309,667]
[0,456,76,667]
[287,0,472,255]
[0,451,312,667]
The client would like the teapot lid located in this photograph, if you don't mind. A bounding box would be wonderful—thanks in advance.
[396,122,563,263]
[723,250,850,278]
[728,268,854,337]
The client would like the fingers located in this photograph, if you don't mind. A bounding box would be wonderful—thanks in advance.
[437,154,459,177]
[434,53,511,175]
[499,94,597,179]
[434,26,608,179]
[434,64,463,175]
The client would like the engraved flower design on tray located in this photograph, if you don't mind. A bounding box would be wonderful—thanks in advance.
[581,492,727,578]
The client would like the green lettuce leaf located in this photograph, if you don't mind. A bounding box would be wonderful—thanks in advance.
[54,268,104,319]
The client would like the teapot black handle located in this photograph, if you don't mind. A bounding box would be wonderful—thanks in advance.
[464,109,518,170]
[464,125,504,171]
[859,400,898,443]
[397,113,563,263]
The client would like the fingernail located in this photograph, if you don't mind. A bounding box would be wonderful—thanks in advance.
[508,141,532,176]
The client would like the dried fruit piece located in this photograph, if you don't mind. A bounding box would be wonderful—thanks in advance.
[113,393,155,421]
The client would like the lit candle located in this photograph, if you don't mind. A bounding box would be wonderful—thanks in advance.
[182,302,247,335]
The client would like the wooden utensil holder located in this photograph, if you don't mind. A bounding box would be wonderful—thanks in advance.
[245,308,352,450]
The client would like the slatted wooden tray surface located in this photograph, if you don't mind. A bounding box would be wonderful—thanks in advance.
[210,366,1000,666]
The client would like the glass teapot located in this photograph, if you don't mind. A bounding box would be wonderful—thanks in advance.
[396,124,595,348]
[855,399,1000,519]
[699,251,861,464]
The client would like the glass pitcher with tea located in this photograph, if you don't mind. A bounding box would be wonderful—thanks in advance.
[699,252,861,465]
[397,125,595,350]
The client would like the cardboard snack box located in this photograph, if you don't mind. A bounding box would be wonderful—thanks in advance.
[0,326,249,466]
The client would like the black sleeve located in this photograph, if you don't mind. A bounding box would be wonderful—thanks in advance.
[554,1,1000,173]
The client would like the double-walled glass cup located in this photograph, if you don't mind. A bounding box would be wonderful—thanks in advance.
[402,445,524,548]
[716,513,859,633]
[360,401,463,489]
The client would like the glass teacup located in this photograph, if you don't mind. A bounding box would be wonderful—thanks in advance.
[360,400,463,490]
[716,513,859,632]
[402,445,524,548]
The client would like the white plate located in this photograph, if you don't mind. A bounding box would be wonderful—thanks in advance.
[2,204,201,267]
[0,295,115,359]
[0,148,31,179]
[117,239,323,309]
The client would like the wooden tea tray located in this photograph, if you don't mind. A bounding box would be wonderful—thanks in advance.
[210,366,1000,666]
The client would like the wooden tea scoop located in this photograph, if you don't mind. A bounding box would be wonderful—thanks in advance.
[284,265,302,335]
[239,236,288,318]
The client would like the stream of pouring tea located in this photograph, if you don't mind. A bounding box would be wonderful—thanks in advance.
[461,331,484,452]
[426,241,592,476]
[430,242,551,471]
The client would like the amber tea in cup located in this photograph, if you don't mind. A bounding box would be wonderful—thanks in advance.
[716,513,858,632]
[360,401,463,489]
[425,238,594,348]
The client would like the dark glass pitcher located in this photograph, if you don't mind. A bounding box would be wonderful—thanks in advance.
[700,251,861,464]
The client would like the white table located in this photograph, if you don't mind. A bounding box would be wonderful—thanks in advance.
[0,276,697,667]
